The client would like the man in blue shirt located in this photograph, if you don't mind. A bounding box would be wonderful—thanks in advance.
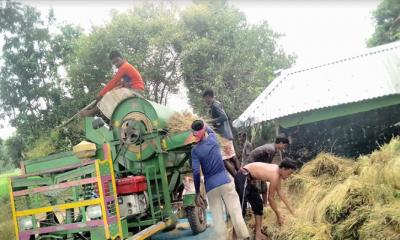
[191,120,249,240]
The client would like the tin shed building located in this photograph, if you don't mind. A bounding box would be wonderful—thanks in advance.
[234,41,400,159]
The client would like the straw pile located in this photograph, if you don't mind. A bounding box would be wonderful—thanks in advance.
[253,138,400,240]
[167,111,231,146]
[167,111,199,134]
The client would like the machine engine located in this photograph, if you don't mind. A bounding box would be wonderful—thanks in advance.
[116,176,148,217]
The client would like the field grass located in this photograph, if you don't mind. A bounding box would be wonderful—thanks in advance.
[0,197,15,240]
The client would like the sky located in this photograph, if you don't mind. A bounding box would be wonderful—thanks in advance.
[0,0,380,139]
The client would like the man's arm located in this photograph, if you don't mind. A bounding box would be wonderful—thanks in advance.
[191,150,205,209]
[191,150,201,194]
[98,64,128,97]
[277,181,294,215]
[205,126,214,134]
[267,177,283,225]
[208,103,228,124]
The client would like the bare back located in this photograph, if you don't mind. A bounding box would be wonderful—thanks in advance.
[244,162,280,182]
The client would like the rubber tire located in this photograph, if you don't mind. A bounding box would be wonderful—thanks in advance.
[185,206,207,235]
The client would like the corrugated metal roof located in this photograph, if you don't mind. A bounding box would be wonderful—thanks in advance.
[233,41,400,128]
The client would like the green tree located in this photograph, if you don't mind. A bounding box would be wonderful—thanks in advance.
[3,135,24,167]
[0,137,16,172]
[1,4,81,139]
[179,0,295,119]
[0,0,23,31]
[0,1,82,161]
[67,3,182,105]
[368,0,400,47]
[0,138,6,169]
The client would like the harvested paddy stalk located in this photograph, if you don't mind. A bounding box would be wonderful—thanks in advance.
[258,138,400,240]
[167,111,231,146]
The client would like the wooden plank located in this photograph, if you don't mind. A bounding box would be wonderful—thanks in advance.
[56,100,96,128]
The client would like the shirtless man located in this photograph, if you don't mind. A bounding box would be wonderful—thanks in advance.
[235,159,296,240]
[246,136,289,205]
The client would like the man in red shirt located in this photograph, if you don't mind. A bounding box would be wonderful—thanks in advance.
[97,50,145,100]
[80,51,145,117]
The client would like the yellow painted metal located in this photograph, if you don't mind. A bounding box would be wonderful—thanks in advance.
[15,199,101,217]
[161,139,167,150]
[95,160,111,239]
[128,219,172,240]
[104,145,124,238]
[8,178,19,240]
[10,154,121,239]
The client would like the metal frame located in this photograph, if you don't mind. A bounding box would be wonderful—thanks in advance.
[9,144,123,240]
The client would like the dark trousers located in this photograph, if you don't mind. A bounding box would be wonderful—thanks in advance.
[234,171,264,216]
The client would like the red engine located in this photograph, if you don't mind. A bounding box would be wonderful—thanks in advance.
[116,176,147,195]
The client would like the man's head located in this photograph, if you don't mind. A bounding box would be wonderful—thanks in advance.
[202,89,214,106]
[278,158,297,179]
[191,120,206,143]
[275,136,289,151]
[109,50,124,67]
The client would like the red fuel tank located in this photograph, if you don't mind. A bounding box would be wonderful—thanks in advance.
[116,176,147,195]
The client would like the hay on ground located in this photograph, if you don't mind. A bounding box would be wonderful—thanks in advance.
[299,153,355,184]
[358,202,400,239]
[256,138,400,240]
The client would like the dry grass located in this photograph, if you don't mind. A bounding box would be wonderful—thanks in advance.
[299,153,355,184]
[167,111,231,146]
[167,111,199,134]
[257,138,400,240]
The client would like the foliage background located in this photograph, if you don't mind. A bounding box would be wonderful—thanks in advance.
[1,0,398,167]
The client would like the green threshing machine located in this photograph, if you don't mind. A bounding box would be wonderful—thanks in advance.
[8,89,207,240]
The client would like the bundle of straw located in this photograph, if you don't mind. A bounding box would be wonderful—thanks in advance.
[299,153,354,184]
[167,111,231,146]
[255,138,400,240]
[167,111,198,134]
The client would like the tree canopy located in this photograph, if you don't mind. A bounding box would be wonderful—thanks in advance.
[178,0,295,119]
[67,3,182,105]
[0,0,294,164]
[368,0,400,47]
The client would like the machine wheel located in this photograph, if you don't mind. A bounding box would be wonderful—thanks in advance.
[185,206,207,234]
